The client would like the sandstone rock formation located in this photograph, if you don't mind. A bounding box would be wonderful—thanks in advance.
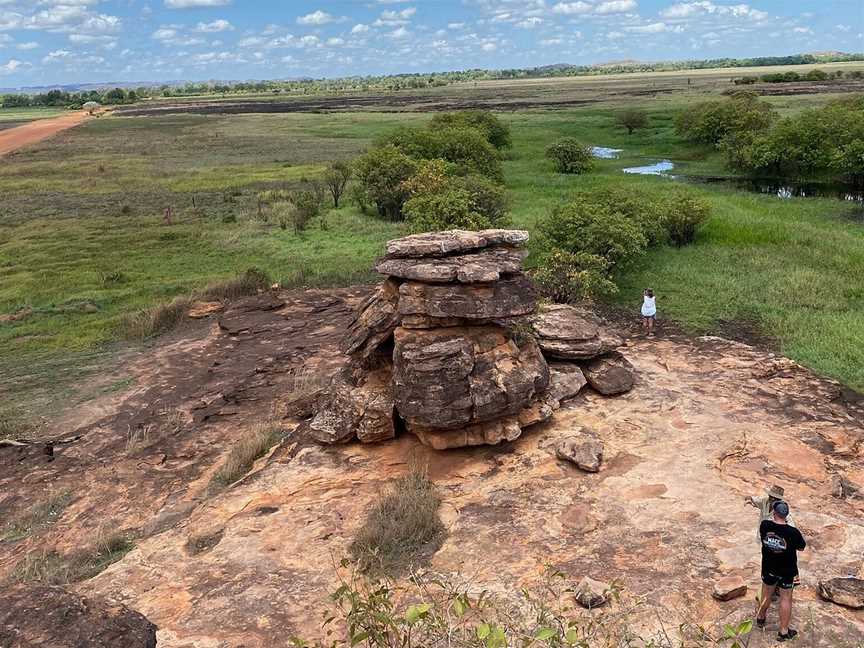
[712,576,747,601]
[0,584,157,648]
[818,577,864,609]
[326,229,635,448]
[583,352,636,396]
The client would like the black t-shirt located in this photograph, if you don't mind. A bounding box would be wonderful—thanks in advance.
[760,520,806,577]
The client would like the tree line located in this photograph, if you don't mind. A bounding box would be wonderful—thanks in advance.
[1,87,143,109]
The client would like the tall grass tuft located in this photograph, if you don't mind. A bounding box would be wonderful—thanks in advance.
[210,422,284,489]
[349,465,445,575]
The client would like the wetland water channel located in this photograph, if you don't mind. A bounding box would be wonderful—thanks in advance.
[590,147,864,203]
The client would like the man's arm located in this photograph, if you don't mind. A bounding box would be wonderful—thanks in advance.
[795,529,806,551]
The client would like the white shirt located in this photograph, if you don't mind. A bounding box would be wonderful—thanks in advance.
[641,295,656,317]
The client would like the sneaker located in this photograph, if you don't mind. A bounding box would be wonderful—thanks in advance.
[777,629,798,642]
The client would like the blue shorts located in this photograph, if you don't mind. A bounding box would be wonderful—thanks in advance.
[762,571,796,589]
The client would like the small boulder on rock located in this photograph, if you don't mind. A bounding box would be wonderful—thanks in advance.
[573,576,610,608]
[818,577,864,609]
[556,428,603,472]
[532,304,622,360]
[712,575,747,601]
[582,352,636,396]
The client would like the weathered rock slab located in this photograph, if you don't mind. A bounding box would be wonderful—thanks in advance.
[301,369,395,445]
[0,584,157,648]
[712,576,747,601]
[818,577,864,609]
[376,247,529,283]
[411,417,523,450]
[393,325,549,430]
[398,275,536,320]
[556,428,603,472]
[547,362,587,402]
[532,304,622,360]
[582,352,636,395]
[384,229,529,258]
[341,278,400,360]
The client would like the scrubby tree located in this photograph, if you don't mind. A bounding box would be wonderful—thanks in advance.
[403,174,509,233]
[381,126,503,181]
[545,138,595,174]
[353,145,418,220]
[323,161,352,208]
[617,109,649,135]
[533,250,618,303]
[428,110,512,149]
[675,91,776,146]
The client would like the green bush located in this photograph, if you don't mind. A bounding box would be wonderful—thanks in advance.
[353,145,418,220]
[381,126,503,181]
[664,191,712,246]
[725,96,864,180]
[533,250,617,303]
[616,109,649,135]
[545,138,595,174]
[428,110,512,149]
[541,196,648,268]
[675,91,776,146]
[403,172,509,233]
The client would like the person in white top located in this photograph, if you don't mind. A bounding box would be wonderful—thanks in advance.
[641,288,656,336]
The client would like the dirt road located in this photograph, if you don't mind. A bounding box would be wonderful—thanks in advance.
[0,111,89,158]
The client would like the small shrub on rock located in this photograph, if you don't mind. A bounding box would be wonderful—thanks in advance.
[546,138,595,174]
[349,466,444,575]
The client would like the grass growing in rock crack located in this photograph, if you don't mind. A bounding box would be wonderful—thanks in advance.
[1,491,73,542]
[349,465,445,576]
[209,422,285,489]
[12,529,134,584]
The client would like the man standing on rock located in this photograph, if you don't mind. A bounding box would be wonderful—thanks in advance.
[756,501,806,642]
[746,484,795,542]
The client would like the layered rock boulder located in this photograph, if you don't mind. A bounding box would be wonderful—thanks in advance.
[322,229,636,448]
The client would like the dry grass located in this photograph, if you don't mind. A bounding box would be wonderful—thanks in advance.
[1,491,73,541]
[210,422,284,489]
[349,465,445,575]
[118,267,272,340]
[12,528,134,584]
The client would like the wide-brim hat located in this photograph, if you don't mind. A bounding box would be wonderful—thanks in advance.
[767,484,785,499]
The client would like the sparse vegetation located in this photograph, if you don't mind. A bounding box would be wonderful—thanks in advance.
[675,91,776,146]
[348,466,445,575]
[617,109,649,135]
[210,422,285,489]
[1,491,73,542]
[545,138,594,174]
[13,528,134,584]
[290,566,758,648]
[323,161,352,208]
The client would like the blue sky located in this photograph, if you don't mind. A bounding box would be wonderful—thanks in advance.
[0,1,861,87]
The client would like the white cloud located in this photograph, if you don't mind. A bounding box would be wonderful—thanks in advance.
[164,0,231,8]
[194,19,232,32]
[16,41,39,50]
[1,58,23,73]
[516,17,543,28]
[448,22,465,29]
[481,42,497,51]
[661,1,767,21]
[836,24,851,32]
[389,26,409,39]
[42,48,71,63]
[541,37,563,45]
[297,10,336,26]
[351,23,369,34]
[626,21,676,33]
[793,26,812,34]
[552,2,594,15]
[152,27,178,40]
[326,37,345,46]
[594,0,637,14]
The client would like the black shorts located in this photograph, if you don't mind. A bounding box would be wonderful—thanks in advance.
[762,571,796,589]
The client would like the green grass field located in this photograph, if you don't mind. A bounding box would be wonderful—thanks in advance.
[0,107,65,124]
[1,87,863,415]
